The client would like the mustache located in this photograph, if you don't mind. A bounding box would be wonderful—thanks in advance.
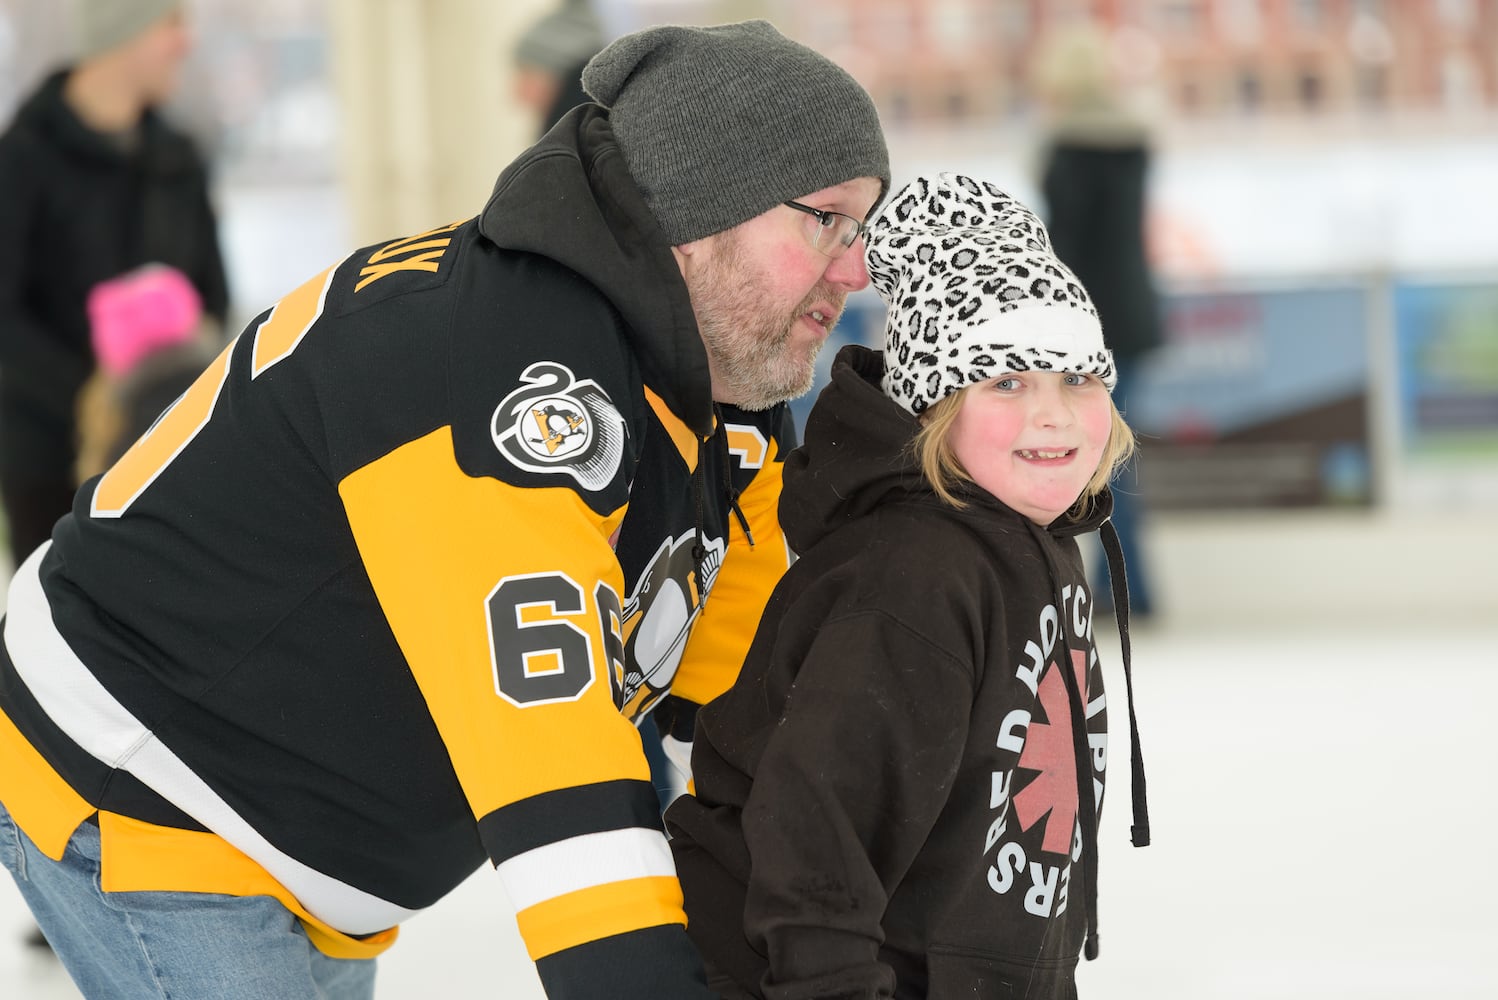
[793,284,848,327]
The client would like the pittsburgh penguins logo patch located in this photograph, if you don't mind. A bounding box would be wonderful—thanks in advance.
[492,362,627,492]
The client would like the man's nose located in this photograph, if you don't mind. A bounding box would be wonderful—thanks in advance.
[824,240,871,292]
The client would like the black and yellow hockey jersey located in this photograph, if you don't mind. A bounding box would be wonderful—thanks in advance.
[0,106,791,997]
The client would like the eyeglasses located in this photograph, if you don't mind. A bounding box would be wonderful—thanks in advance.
[783,201,867,259]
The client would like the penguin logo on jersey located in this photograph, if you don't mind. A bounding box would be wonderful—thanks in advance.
[492,362,627,492]
[532,404,587,454]
[613,531,725,720]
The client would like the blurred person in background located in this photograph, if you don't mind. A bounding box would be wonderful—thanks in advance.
[0,0,228,573]
[0,19,887,1000]
[74,263,221,484]
[511,0,606,135]
[1033,20,1165,621]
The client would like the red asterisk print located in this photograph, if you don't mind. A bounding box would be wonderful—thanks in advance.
[1013,650,1089,856]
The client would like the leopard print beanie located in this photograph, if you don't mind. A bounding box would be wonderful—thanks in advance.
[865,172,1116,415]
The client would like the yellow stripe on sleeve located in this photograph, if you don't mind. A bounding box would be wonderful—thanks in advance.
[89,340,235,518]
[512,875,686,960]
[251,262,340,377]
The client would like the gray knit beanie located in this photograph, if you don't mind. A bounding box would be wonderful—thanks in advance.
[581,20,889,245]
[867,173,1116,416]
[75,0,180,60]
[514,1,606,76]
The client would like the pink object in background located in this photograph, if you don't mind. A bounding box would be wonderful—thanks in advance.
[86,263,203,377]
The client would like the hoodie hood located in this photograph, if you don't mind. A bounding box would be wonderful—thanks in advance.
[783,344,1112,554]
[478,103,714,437]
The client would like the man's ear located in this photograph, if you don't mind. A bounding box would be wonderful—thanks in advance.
[670,239,704,279]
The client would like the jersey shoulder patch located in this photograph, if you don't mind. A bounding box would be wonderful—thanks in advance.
[491,361,629,495]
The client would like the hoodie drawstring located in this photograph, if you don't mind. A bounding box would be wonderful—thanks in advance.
[716,413,755,548]
[691,408,756,607]
[690,456,707,603]
[1025,516,1152,965]
[1099,519,1151,851]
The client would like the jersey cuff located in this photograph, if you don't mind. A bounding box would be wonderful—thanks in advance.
[477,778,662,863]
[534,923,715,1000]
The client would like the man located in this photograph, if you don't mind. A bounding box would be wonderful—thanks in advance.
[0,0,229,569]
[511,0,606,134]
[1033,21,1165,620]
[0,18,887,1000]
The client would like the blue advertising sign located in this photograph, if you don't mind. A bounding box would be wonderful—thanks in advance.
[1392,281,1498,460]
[1128,285,1375,508]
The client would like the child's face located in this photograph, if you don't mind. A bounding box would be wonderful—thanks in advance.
[948,371,1112,525]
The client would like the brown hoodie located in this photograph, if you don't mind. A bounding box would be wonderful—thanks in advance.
[668,345,1149,999]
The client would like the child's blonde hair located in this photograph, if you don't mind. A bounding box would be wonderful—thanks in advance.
[912,385,1136,519]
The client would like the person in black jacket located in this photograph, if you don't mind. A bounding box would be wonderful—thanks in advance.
[667,174,1151,999]
[0,0,228,570]
[1033,21,1165,619]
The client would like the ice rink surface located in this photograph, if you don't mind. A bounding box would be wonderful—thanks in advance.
[5,617,1496,999]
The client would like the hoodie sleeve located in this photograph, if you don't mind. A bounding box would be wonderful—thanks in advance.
[740,610,974,1000]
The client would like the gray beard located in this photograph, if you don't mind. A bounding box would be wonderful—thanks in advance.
[687,242,836,410]
[700,315,821,411]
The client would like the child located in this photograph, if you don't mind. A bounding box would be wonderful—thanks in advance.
[75,263,221,484]
[665,173,1150,1000]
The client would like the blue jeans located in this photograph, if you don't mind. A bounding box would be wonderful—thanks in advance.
[1,799,376,999]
